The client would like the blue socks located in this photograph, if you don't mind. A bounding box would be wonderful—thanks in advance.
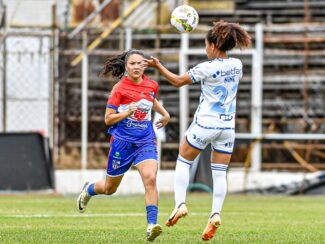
[146,205,158,224]
[87,183,98,196]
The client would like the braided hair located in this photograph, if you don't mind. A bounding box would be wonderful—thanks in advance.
[100,49,145,78]
[206,20,251,52]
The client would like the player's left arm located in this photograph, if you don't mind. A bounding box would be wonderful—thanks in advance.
[153,99,170,129]
[144,57,192,87]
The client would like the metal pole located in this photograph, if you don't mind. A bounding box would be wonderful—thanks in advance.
[303,0,310,122]
[50,3,56,149]
[51,3,60,164]
[81,30,88,170]
[250,23,263,172]
[1,5,6,132]
[125,27,132,50]
[179,33,189,141]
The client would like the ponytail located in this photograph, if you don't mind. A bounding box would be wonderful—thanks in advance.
[206,20,251,52]
[100,49,145,78]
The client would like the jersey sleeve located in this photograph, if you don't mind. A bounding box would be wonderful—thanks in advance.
[154,81,158,98]
[188,62,210,84]
[106,84,121,111]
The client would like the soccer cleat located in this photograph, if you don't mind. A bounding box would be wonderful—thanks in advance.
[146,224,162,242]
[77,182,91,213]
[165,203,188,227]
[201,213,221,241]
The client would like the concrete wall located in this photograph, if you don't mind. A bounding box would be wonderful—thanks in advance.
[55,169,315,195]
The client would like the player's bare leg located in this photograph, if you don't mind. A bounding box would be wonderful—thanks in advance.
[137,160,162,241]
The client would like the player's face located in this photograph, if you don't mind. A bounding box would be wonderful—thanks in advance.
[125,54,145,81]
[205,38,215,59]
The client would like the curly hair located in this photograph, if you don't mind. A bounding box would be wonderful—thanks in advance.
[100,49,145,78]
[206,20,251,52]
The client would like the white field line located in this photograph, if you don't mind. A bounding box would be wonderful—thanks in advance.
[1,212,268,218]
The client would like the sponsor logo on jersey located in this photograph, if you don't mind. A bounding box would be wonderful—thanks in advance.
[221,67,241,77]
[212,71,220,78]
[126,120,149,129]
[114,152,121,159]
[224,76,235,83]
[192,134,207,146]
[225,142,234,148]
[219,114,234,121]
[212,68,241,78]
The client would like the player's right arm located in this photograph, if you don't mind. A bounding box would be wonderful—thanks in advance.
[105,83,137,126]
[104,103,137,126]
[145,57,192,87]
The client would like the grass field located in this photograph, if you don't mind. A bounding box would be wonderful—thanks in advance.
[0,193,325,243]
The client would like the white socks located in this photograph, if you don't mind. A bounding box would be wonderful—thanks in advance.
[174,155,193,207]
[211,163,228,216]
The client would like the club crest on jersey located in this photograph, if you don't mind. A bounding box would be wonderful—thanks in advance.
[149,92,155,99]
[112,160,121,169]
[133,107,150,121]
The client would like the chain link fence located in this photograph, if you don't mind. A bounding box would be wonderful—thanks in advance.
[0,31,53,138]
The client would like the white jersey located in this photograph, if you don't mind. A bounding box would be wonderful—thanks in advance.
[188,57,243,129]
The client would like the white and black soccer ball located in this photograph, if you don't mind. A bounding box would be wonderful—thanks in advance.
[170,5,199,33]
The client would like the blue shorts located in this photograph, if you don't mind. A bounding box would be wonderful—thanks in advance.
[107,137,158,177]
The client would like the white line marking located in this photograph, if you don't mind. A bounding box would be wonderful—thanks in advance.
[1,212,271,218]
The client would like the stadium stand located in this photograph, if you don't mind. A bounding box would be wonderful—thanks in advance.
[56,0,325,171]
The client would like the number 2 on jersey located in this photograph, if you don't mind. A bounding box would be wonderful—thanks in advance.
[211,84,238,114]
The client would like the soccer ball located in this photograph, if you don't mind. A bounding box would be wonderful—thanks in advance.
[170,5,199,33]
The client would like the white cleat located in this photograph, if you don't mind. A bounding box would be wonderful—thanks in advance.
[77,182,91,213]
[146,224,162,242]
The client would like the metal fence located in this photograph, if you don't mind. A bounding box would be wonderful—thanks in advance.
[0,30,53,139]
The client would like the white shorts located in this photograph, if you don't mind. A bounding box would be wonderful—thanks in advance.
[185,122,235,154]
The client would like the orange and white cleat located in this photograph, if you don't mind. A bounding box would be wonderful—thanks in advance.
[165,203,188,227]
[201,213,221,241]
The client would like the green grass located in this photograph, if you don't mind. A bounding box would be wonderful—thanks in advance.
[0,193,325,243]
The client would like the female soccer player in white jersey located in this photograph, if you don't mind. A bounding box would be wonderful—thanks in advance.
[145,20,251,241]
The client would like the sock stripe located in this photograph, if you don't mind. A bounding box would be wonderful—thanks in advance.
[177,156,193,166]
[211,164,228,171]
[211,166,227,170]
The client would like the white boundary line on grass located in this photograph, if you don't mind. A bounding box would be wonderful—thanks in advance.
[2,212,268,218]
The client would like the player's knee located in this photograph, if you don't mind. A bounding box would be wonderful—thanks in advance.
[104,186,117,195]
[145,174,157,187]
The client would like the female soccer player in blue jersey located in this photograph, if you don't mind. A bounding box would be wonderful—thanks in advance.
[77,49,170,242]
[145,20,251,241]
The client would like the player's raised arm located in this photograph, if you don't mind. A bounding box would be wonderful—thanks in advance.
[145,57,192,88]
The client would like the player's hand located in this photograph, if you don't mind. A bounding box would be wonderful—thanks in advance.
[155,114,170,129]
[144,56,160,68]
[127,102,138,116]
